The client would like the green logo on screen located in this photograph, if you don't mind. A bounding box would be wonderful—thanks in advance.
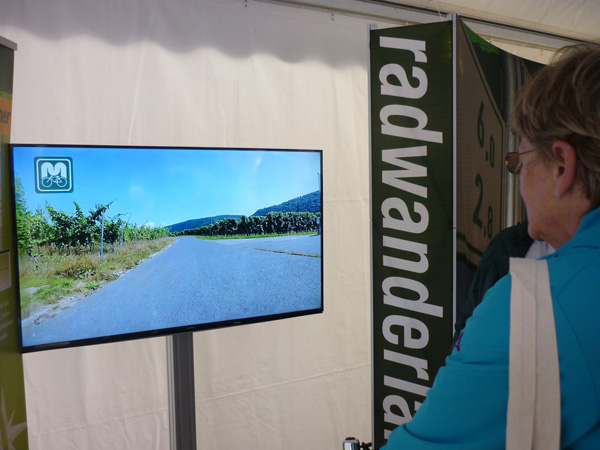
[35,157,73,193]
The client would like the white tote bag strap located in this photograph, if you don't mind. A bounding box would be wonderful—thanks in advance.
[506,257,561,450]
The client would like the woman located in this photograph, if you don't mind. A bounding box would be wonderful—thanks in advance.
[383,43,600,449]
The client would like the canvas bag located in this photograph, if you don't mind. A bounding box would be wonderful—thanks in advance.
[506,257,561,449]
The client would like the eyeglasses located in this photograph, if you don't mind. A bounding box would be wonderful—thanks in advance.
[504,149,536,174]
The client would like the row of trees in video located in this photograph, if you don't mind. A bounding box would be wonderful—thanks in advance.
[15,182,320,257]
[14,181,169,257]
[16,200,171,257]
[176,211,320,237]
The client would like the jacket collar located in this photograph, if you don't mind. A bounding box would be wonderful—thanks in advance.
[549,206,600,257]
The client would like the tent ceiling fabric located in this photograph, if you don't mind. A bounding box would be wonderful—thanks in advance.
[262,0,600,44]
[379,0,600,42]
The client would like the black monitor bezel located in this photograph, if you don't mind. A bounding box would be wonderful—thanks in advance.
[9,144,324,353]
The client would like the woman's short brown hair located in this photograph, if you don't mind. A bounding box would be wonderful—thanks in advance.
[511,43,600,207]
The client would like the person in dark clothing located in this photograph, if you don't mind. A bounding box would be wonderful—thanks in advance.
[453,220,532,347]
[453,218,556,349]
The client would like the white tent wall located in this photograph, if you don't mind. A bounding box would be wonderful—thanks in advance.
[2,1,381,448]
[0,0,588,449]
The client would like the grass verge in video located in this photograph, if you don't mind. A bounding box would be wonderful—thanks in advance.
[18,237,175,320]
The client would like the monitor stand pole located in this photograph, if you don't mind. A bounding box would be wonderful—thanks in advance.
[167,332,197,450]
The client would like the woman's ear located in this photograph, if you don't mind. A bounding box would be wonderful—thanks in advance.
[552,140,578,197]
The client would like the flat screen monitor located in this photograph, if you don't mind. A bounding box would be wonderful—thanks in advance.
[9,145,323,352]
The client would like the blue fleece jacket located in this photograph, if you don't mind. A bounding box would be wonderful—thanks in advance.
[383,206,600,449]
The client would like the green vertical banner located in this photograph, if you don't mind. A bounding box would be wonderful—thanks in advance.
[0,36,28,450]
[371,17,545,448]
[370,22,454,447]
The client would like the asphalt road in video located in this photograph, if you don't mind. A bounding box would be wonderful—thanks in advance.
[23,235,322,347]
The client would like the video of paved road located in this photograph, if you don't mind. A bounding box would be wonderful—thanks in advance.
[22,234,322,347]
